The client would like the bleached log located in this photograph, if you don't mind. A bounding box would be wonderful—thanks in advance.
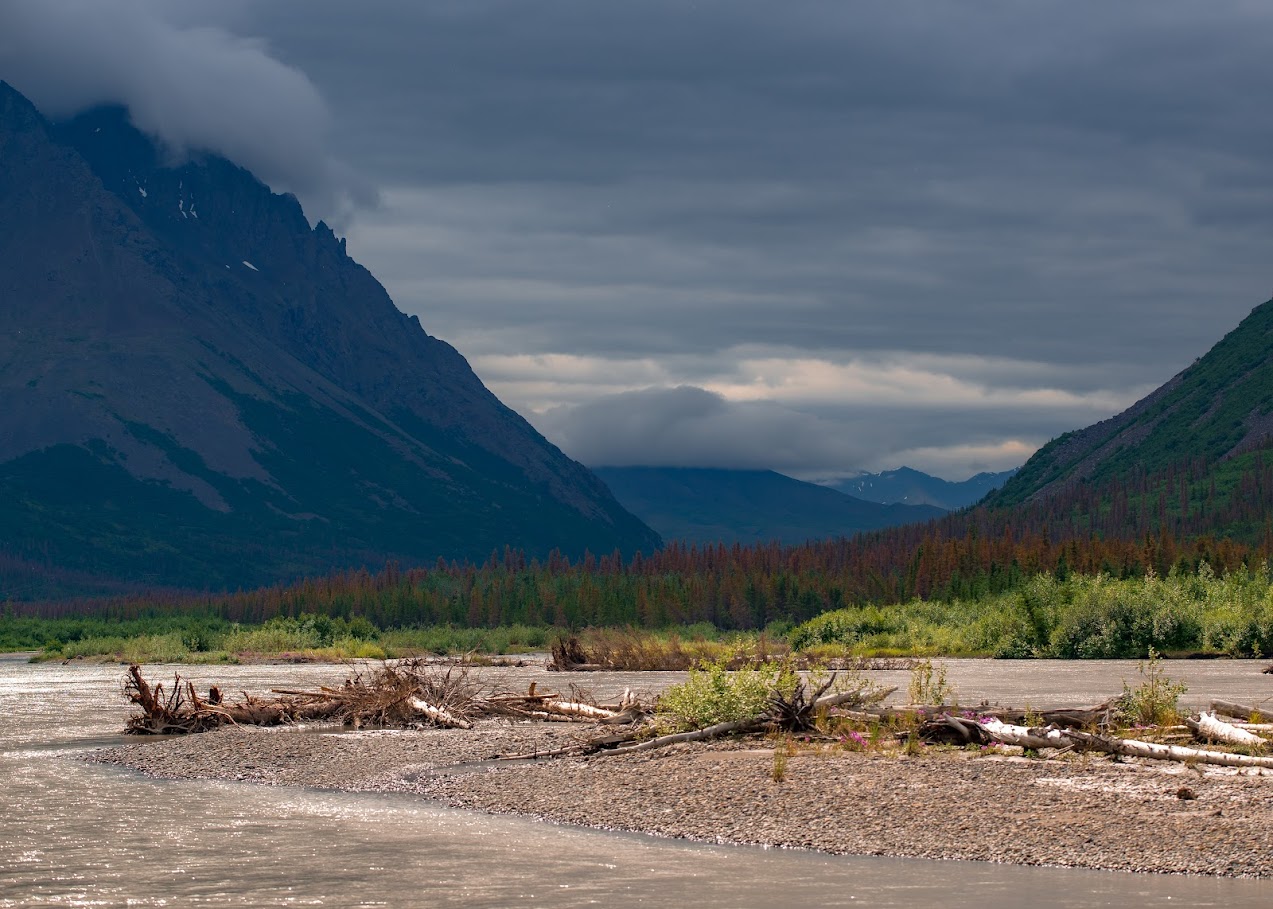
[980,719,1074,750]
[1065,729,1273,769]
[598,707,646,725]
[979,720,1273,768]
[524,710,592,723]
[541,700,620,720]
[407,697,472,729]
[1187,712,1267,749]
[1209,700,1265,722]
[813,686,897,711]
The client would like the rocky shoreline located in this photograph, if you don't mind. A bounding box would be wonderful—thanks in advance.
[92,720,1273,877]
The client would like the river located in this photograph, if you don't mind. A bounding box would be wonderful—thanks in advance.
[1,653,1269,907]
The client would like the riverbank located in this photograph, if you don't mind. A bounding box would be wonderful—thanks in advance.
[93,719,1273,877]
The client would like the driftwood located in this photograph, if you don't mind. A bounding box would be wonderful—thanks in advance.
[979,718,1074,750]
[838,700,1113,731]
[917,714,992,746]
[124,665,353,734]
[592,681,893,757]
[124,663,653,736]
[978,719,1273,770]
[541,700,619,720]
[1186,712,1266,750]
[407,697,472,730]
[603,717,769,755]
[1210,700,1267,722]
[547,637,596,671]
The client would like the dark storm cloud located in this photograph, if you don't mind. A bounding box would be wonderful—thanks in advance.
[0,0,371,221]
[7,2,1272,477]
[240,0,1273,369]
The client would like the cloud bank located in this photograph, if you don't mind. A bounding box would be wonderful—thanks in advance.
[0,0,368,221]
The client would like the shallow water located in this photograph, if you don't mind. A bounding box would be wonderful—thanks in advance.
[1,654,1270,907]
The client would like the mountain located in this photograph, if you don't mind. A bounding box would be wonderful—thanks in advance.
[830,466,1018,510]
[0,81,659,597]
[989,297,1273,515]
[592,467,943,546]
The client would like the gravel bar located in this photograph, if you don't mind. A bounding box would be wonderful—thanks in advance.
[91,721,1273,877]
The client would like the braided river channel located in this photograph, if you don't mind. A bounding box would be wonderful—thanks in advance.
[2,652,1270,907]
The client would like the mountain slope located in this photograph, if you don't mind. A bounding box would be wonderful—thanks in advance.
[0,82,658,596]
[990,298,1273,509]
[593,467,943,546]
[830,467,1017,510]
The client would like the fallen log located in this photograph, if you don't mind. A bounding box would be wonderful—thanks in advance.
[980,718,1073,751]
[917,714,991,746]
[1066,729,1273,769]
[1186,712,1266,750]
[817,686,896,711]
[1209,700,1267,722]
[978,719,1273,770]
[594,682,893,757]
[541,700,620,720]
[597,707,647,725]
[603,717,769,755]
[407,697,472,730]
[823,699,1109,729]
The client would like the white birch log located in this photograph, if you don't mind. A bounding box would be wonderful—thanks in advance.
[407,697,472,729]
[978,720,1273,769]
[1064,729,1273,769]
[980,719,1073,750]
[1189,712,1267,749]
[541,700,620,720]
[813,686,897,711]
[1209,700,1264,722]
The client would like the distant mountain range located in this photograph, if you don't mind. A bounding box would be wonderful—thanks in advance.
[0,81,658,597]
[829,467,1017,510]
[592,467,943,546]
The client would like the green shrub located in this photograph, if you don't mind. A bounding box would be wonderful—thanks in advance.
[907,658,954,706]
[658,657,798,731]
[1117,649,1187,727]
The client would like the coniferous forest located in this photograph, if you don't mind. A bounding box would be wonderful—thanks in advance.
[8,445,1272,660]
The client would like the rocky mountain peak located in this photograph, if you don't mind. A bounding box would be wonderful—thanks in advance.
[0,82,658,596]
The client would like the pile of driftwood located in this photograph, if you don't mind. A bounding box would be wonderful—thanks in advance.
[499,674,895,759]
[909,698,1273,770]
[124,661,1273,773]
[123,661,646,735]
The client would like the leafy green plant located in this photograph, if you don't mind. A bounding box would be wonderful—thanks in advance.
[908,658,954,706]
[1117,648,1187,727]
[657,656,799,731]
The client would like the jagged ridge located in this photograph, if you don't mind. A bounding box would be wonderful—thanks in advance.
[0,81,659,596]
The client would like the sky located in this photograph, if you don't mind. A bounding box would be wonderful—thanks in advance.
[4,1,1273,481]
